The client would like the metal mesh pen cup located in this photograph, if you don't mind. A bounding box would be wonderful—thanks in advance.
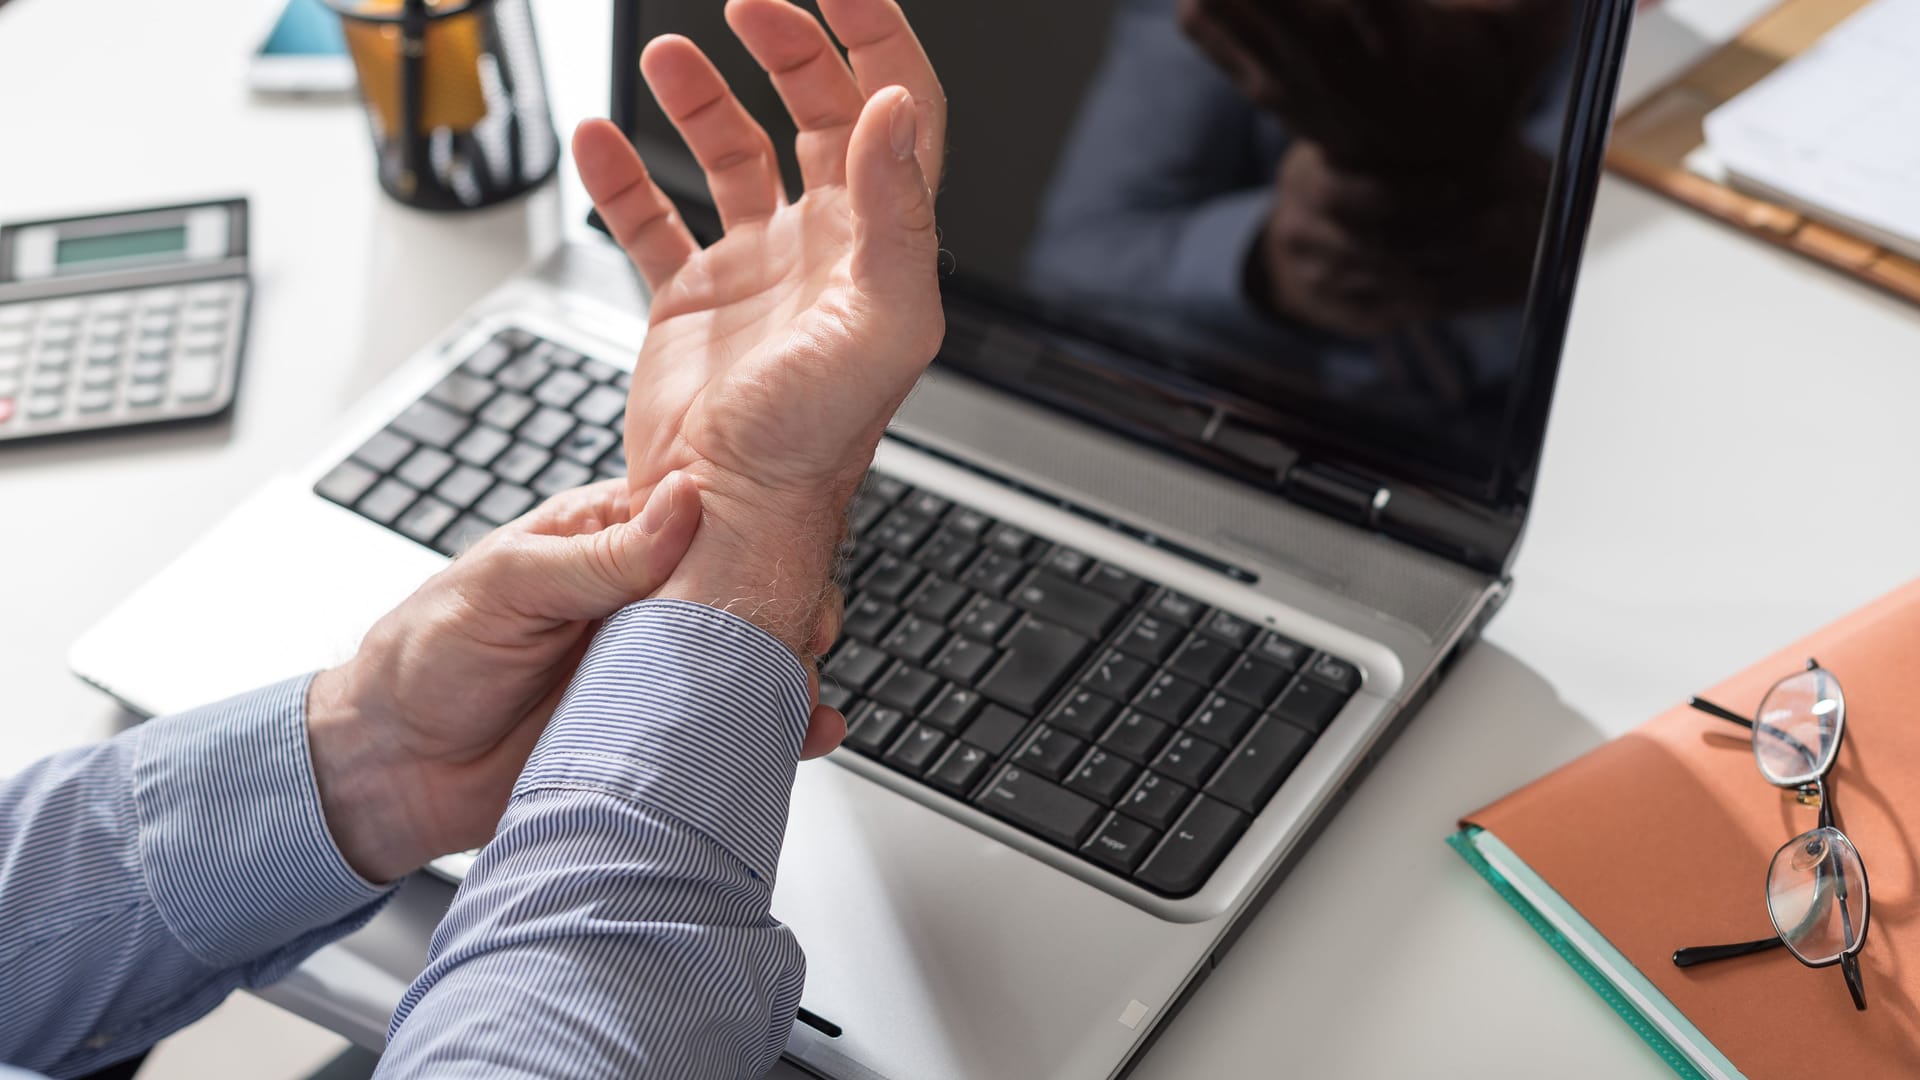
[326,0,558,210]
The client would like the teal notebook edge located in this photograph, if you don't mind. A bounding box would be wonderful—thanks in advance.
[1447,827,1746,1080]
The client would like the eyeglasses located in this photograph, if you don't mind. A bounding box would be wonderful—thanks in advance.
[1671,658,1871,1010]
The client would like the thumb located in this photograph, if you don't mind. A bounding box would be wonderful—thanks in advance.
[847,86,940,310]
[518,472,702,622]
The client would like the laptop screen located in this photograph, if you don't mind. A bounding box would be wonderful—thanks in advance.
[615,0,1628,562]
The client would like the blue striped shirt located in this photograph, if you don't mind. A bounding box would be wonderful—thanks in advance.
[0,600,811,1078]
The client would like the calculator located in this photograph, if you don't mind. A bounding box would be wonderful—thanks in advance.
[0,198,251,442]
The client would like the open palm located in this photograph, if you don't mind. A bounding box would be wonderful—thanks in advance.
[575,0,946,523]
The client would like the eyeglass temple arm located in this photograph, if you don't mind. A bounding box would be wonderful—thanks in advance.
[1688,697,1754,729]
[1673,937,1783,967]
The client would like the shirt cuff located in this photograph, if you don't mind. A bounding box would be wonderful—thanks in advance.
[515,599,813,885]
[133,674,393,967]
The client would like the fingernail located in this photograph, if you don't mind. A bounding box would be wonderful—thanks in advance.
[638,473,680,535]
[889,92,917,162]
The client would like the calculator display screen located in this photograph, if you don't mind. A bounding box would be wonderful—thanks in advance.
[55,226,189,271]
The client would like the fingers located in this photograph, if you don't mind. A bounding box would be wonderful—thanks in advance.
[574,120,701,292]
[726,0,866,189]
[800,703,848,760]
[642,35,786,229]
[503,472,703,623]
[817,0,946,192]
[846,86,941,330]
[516,476,631,537]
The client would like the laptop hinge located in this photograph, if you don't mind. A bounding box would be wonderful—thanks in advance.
[1284,462,1387,528]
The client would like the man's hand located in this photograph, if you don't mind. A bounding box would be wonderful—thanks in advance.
[574,0,946,654]
[305,476,842,883]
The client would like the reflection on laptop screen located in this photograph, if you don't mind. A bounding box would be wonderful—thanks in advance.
[622,0,1599,519]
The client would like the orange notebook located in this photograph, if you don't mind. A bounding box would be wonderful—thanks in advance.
[1454,579,1920,1078]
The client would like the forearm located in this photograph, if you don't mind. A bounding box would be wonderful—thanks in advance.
[0,678,391,1077]
[378,601,813,1078]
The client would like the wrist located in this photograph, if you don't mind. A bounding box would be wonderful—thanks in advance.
[306,665,429,883]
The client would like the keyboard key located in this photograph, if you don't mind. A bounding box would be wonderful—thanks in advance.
[531,459,594,497]
[1066,749,1138,805]
[1119,772,1192,830]
[1048,689,1121,741]
[535,370,593,410]
[396,495,460,547]
[558,425,619,467]
[983,523,1037,558]
[434,514,493,556]
[1251,630,1310,671]
[905,491,950,519]
[1206,715,1314,814]
[478,391,536,432]
[923,685,983,733]
[572,384,626,427]
[846,705,907,756]
[1135,796,1249,895]
[884,722,949,775]
[869,663,940,712]
[858,554,923,602]
[1148,588,1206,626]
[946,507,991,537]
[1084,812,1158,875]
[533,342,583,369]
[927,636,996,686]
[879,611,948,661]
[818,683,855,712]
[961,704,1027,755]
[352,429,415,470]
[578,357,623,384]
[864,473,911,504]
[928,742,993,796]
[462,336,517,376]
[491,442,551,485]
[395,446,456,490]
[1304,653,1362,694]
[824,641,889,691]
[474,482,536,524]
[1080,649,1151,701]
[875,510,934,557]
[1041,545,1091,579]
[1015,726,1087,780]
[1082,562,1144,603]
[843,597,899,642]
[1009,571,1123,638]
[356,478,419,525]
[434,464,494,510]
[315,460,380,506]
[1113,613,1181,664]
[1100,710,1172,763]
[1167,634,1235,684]
[978,619,1091,713]
[516,407,576,449]
[494,353,550,392]
[1269,677,1347,733]
[1220,656,1289,708]
[1186,695,1258,747]
[1154,734,1226,788]
[961,550,1023,595]
[1200,609,1257,647]
[849,490,890,535]
[452,424,514,468]
[390,399,469,448]
[907,577,969,621]
[76,389,113,413]
[428,370,496,414]
[914,530,977,578]
[977,767,1102,848]
[1133,672,1206,725]
[953,595,1016,642]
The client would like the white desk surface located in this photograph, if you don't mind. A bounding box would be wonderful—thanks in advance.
[4,0,1917,1076]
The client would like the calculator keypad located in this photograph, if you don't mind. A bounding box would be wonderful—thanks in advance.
[0,279,247,440]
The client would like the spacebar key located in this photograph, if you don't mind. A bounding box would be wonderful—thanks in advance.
[977,619,1091,713]
[976,766,1102,847]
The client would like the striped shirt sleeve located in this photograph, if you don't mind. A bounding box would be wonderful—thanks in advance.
[376,599,814,1079]
[0,675,394,1078]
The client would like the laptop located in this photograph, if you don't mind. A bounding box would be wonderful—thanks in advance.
[70,0,1634,1075]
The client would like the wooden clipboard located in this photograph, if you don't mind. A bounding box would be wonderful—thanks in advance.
[1606,0,1920,306]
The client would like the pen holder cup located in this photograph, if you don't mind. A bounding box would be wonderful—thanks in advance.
[325,0,558,211]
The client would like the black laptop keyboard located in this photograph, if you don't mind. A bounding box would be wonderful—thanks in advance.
[316,328,1362,899]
